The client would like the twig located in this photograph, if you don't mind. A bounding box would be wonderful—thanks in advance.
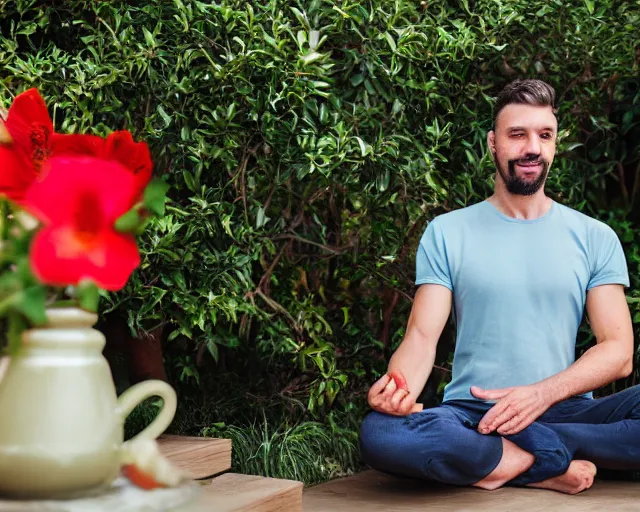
[255,289,300,333]
[272,233,351,255]
[232,142,261,224]
[258,244,286,295]
[617,161,628,203]
[379,289,400,349]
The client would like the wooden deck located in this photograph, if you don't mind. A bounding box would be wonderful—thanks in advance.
[303,470,640,512]
[158,434,232,479]
[158,436,640,511]
[158,435,302,511]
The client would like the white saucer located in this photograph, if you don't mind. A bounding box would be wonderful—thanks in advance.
[0,477,200,512]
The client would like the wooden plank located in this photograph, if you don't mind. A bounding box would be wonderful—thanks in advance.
[197,473,302,512]
[303,470,640,512]
[157,435,232,479]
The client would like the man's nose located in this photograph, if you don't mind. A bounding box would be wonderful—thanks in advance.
[525,135,541,155]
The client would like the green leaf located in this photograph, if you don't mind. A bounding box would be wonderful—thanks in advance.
[157,105,172,127]
[300,51,324,66]
[341,307,349,327]
[206,339,219,362]
[182,170,197,192]
[143,179,170,216]
[584,0,594,14]
[14,286,47,325]
[77,280,100,312]
[382,32,396,52]
[354,136,371,157]
[115,208,142,233]
[143,27,157,48]
[350,74,365,86]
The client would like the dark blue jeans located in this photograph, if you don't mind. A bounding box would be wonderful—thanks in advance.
[359,385,640,486]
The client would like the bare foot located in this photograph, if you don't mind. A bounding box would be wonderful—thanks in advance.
[527,460,597,495]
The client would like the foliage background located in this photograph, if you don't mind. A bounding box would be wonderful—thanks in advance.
[1,0,639,484]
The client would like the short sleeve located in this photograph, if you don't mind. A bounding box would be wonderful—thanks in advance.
[587,224,630,290]
[415,220,453,290]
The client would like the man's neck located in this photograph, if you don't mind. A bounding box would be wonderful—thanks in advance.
[488,184,552,221]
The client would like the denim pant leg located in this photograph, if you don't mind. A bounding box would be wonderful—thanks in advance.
[542,386,640,469]
[445,401,572,486]
[359,405,503,486]
[504,423,572,485]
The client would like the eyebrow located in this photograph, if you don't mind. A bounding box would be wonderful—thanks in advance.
[507,126,556,132]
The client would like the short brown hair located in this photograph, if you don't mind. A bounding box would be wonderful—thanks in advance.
[494,79,557,126]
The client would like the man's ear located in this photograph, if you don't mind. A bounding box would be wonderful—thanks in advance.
[487,130,496,154]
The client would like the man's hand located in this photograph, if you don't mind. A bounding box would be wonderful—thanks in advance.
[471,384,551,436]
[367,371,424,416]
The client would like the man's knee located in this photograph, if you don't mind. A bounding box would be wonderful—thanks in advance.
[360,410,439,471]
[359,408,503,485]
[359,409,467,475]
[359,411,404,469]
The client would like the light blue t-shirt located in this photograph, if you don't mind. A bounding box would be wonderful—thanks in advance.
[415,200,630,402]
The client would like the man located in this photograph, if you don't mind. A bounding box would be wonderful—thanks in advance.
[360,79,636,494]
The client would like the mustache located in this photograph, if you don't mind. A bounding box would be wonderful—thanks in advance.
[511,154,546,166]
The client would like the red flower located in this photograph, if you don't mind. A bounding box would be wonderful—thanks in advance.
[49,133,104,157]
[0,88,152,203]
[24,156,141,291]
[0,88,53,202]
[51,130,152,198]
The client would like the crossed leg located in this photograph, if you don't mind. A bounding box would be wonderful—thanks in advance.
[360,387,640,494]
[541,385,640,470]
[474,438,596,494]
[359,401,592,493]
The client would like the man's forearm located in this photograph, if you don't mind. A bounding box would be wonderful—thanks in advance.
[538,339,633,404]
[387,333,436,400]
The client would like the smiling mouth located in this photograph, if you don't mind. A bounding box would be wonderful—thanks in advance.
[516,162,542,172]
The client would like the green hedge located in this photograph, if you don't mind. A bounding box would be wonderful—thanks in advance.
[2,0,640,480]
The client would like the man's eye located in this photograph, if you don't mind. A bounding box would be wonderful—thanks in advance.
[511,133,524,138]
[541,133,553,140]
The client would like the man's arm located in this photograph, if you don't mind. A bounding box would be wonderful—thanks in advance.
[474,284,633,435]
[367,283,452,416]
[541,283,633,399]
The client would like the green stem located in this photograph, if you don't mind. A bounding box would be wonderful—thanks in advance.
[0,198,6,241]
[0,293,16,316]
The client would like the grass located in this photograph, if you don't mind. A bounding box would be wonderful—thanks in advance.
[124,391,364,486]
[201,415,362,485]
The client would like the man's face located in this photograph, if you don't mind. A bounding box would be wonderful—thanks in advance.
[488,104,557,196]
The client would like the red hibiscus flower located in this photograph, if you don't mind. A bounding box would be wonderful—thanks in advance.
[51,130,152,199]
[0,88,53,202]
[24,156,141,291]
[1,88,152,203]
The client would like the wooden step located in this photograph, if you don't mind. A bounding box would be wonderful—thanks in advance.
[157,435,232,479]
[195,473,303,511]
[302,470,640,511]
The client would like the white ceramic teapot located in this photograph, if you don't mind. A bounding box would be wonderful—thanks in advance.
[0,307,177,499]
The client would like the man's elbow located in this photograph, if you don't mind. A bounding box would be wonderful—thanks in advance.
[619,358,634,379]
[618,362,633,379]
[619,341,634,378]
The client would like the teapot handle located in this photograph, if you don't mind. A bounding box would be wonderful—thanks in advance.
[116,379,177,443]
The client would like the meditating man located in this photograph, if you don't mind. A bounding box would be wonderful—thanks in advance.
[360,79,636,494]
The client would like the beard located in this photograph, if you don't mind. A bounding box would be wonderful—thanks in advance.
[495,153,549,196]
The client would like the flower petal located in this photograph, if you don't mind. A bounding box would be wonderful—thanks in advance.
[0,145,37,203]
[24,156,137,225]
[5,88,54,173]
[103,131,152,195]
[5,89,53,137]
[51,133,105,157]
[30,226,140,291]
